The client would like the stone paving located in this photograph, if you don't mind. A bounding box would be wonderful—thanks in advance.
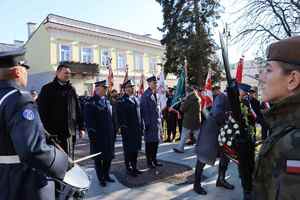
[78,138,244,200]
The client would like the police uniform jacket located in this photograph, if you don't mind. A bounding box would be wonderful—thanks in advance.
[84,95,115,160]
[254,91,300,200]
[140,88,160,143]
[38,77,84,140]
[117,94,142,153]
[0,80,68,200]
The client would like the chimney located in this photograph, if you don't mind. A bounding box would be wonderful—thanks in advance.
[142,34,152,37]
[27,22,37,38]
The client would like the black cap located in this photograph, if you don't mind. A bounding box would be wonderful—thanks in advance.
[123,79,135,88]
[238,83,251,92]
[95,80,108,87]
[0,48,30,69]
[146,75,157,82]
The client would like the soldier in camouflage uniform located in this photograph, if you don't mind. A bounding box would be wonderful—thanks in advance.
[254,36,300,199]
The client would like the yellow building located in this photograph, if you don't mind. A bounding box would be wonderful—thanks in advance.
[25,14,175,95]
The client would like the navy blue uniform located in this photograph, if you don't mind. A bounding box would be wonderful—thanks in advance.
[117,95,142,172]
[84,95,115,183]
[0,80,68,200]
[140,88,161,166]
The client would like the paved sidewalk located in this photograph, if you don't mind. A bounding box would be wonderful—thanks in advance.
[85,142,243,200]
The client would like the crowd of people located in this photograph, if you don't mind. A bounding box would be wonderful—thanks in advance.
[1,36,300,200]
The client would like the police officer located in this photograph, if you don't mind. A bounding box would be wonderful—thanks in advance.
[84,80,115,187]
[117,80,143,177]
[0,49,68,200]
[254,36,300,199]
[140,76,163,168]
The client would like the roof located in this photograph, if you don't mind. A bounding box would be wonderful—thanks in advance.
[39,14,163,49]
[0,43,19,52]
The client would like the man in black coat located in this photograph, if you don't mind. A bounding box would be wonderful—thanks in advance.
[0,49,68,200]
[117,80,143,177]
[38,64,85,157]
[84,80,115,187]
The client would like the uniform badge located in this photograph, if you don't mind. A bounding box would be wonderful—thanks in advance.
[22,109,35,120]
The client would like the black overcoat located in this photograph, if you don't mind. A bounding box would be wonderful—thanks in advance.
[84,95,115,160]
[117,95,142,153]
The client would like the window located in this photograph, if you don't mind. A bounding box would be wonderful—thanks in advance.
[117,51,126,70]
[60,44,72,62]
[134,52,143,71]
[81,47,93,63]
[100,48,110,67]
[149,57,157,73]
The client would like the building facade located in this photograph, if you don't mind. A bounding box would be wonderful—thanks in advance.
[25,14,174,95]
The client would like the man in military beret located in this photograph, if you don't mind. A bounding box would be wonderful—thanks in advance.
[0,48,69,200]
[140,75,163,168]
[254,36,300,200]
[117,80,143,176]
[84,80,115,187]
[38,62,85,159]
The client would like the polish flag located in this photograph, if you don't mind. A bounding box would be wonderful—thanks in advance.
[287,160,300,174]
[202,69,213,110]
[107,58,114,91]
[235,55,245,83]
[138,74,144,96]
[122,64,129,85]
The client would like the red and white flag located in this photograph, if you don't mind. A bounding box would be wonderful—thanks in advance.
[287,160,300,174]
[202,69,213,110]
[138,74,144,96]
[235,55,245,83]
[122,64,129,85]
[107,58,113,91]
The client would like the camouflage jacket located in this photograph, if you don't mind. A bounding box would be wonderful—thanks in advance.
[254,91,300,200]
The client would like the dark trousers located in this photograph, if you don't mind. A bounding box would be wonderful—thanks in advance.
[177,117,183,139]
[145,142,159,165]
[237,138,255,193]
[124,151,138,170]
[94,158,112,182]
[167,113,177,141]
[194,149,229,188]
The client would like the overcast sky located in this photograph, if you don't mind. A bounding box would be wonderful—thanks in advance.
[0,0,256,63]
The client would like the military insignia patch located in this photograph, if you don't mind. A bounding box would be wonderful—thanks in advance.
[22,109,35,120]
[287,160,300,174]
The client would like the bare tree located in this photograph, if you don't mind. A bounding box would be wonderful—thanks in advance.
[232,0,300,51]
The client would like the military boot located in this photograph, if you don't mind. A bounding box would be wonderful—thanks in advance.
[193,161,207,195]
[216,165,234,190]
[216,178,235,190]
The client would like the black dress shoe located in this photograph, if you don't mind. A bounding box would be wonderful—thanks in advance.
[106,176,115,182]
[100,180,106,187]
[193,186,207,195]
[154,162,163,167]
[216,179,235,190]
